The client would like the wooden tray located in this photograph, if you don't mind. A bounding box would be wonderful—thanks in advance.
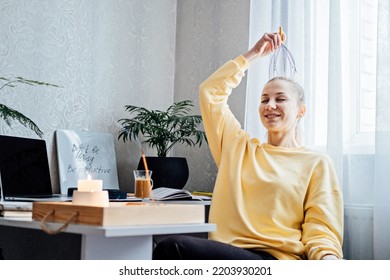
[32,201,205,226]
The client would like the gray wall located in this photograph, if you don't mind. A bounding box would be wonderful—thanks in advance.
[173,0,250,191]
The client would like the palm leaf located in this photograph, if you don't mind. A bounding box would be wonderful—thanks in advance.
[0,104,43,137]
[118,100,208,157]
[1,76,60,137]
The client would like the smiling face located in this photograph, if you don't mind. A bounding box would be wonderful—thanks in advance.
[259,78,305,135]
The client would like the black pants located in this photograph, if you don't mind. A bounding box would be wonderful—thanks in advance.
[153,235,277,260]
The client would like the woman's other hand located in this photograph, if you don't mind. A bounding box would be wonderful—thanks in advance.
[321,254,339,260]
[243,31,285,62]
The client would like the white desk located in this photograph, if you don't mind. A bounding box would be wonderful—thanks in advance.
[0,217,215,260]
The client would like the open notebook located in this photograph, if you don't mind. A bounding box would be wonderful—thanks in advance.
[0,135,68,202]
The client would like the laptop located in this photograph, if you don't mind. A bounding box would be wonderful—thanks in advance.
[0,135,69,202]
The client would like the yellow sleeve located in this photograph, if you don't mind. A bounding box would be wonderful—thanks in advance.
[302,157,344,259]
[199,55,249,166]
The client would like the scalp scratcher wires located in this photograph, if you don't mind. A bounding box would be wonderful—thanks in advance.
[269,26,297,79]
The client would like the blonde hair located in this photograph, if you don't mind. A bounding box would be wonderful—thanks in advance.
[264,76,306,145]
[266,76,305,105]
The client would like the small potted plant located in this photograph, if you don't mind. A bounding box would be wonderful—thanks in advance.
[1,76,59,137]
[118,99,207,189]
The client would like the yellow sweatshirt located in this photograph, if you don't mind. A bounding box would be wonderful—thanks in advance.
[199,55,343,260]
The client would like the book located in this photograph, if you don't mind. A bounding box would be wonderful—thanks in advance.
[150,187,212,201]
[1,210,33,218]
[0,201,33,211]
[32,201,204,226]
[0,201,33,218]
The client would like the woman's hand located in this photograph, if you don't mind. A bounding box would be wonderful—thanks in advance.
[321,254,339,260]
[243,31,285,62]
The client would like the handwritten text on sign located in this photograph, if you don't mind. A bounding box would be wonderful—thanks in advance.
[67,144,112,174]
[56,129,119,193]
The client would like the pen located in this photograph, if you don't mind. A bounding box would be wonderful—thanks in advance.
[192,191,213,197]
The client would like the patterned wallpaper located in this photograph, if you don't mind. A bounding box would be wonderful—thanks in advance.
[0,0,250,193]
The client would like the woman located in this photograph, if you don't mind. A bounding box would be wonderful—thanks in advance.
[153,31,343,260]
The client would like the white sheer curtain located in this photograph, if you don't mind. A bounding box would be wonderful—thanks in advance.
[247,0,390,259]
[374,0,390,260]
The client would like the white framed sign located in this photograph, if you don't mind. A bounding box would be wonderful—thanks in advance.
[56,129,119,194]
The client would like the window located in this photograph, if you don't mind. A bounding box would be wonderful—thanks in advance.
[345,0,377,152]
[311,0,377,151]
[359,0,377,134]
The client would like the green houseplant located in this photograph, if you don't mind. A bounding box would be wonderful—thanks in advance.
[118,99,207,189]
[0,76,59,137]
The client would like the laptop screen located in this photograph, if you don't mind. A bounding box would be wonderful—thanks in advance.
[0,135,53,198]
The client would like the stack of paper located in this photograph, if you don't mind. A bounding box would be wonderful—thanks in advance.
[150,187,212,201]
[0,201,33,218]
[150,187,193,201]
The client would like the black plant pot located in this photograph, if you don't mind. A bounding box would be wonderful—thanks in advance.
[137,157,189,189]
